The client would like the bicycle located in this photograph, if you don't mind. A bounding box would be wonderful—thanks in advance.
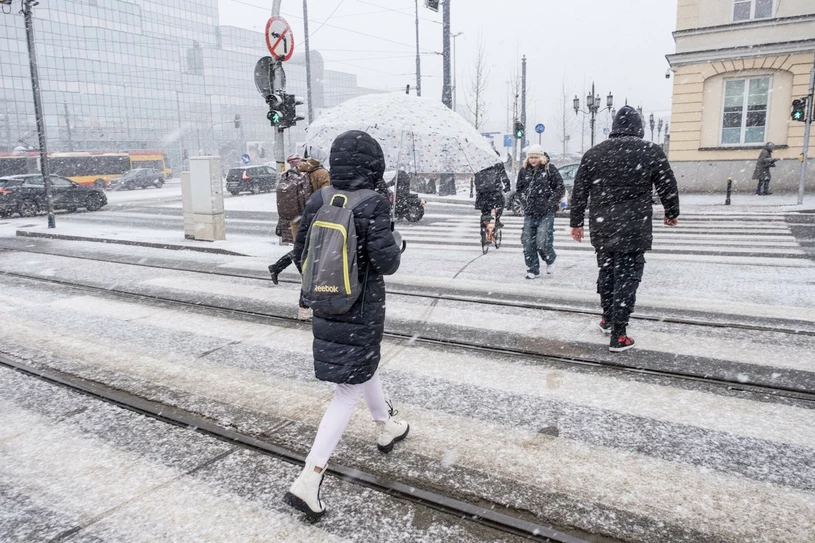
[480,208,503,254]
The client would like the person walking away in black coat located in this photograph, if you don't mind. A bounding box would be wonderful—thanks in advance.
[516,144,565,278]
[474,162,511,230]
[285,130,408,520]
[570,106,680,352]
[753,142,778,195]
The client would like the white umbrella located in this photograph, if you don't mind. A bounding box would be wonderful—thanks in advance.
[304,93,499,175]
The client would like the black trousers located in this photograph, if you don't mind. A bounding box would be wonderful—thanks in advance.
[756,178,771,195]
[596,251,646,337]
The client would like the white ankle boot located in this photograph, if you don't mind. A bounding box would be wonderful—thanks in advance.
[284,461,326,520]
[377,417,410,453]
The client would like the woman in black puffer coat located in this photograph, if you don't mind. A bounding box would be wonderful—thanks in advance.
[285,131,410,520]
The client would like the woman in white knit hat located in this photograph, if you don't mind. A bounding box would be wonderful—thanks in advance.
[515,145,565,278]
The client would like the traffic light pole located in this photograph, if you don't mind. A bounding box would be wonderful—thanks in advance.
[21,0,55,228]
[798,55,815,205]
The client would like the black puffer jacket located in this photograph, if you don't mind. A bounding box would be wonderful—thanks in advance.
[293,131,401,385]
[570,105,680,253]
[515,162,565,218]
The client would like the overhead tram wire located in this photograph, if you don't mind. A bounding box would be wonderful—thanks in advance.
[308,0,347,38]
[226,0,437,53]
[354,0,441,24]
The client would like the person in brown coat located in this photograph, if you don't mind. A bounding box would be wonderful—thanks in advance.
[269,151,331,321]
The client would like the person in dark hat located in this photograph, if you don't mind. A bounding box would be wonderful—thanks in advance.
[570,106,680,352]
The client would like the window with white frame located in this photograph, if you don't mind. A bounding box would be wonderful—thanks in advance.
[733,0,774,22]
[721,77,771,145]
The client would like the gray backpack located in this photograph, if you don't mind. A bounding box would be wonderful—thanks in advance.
[301,187,378,314]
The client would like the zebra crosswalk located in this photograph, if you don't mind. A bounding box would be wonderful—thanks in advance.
[398,211,811,266]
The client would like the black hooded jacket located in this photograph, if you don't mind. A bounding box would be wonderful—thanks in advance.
[293,131,401,385]
[570,106,680,253]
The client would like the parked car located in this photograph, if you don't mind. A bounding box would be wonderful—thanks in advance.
[507,162,580,215]
[0,174,107,217]
[110,168,165,191]
[226,165,277,195]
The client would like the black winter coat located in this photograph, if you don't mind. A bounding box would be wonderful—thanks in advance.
[515,162,565,218]
[752,144,777,180]
[293,130,401,385]
[570,105,680,253]
[474,163,511,211]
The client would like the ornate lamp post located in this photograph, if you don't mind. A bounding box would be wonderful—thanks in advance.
[574,82,614,147]
[649,113,655,142]
[657,118,664,144]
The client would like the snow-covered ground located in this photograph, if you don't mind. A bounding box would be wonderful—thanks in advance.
[1,190,814,542]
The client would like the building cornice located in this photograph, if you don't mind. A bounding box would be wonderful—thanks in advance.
[673,13,815,38]
[666,39,815,67]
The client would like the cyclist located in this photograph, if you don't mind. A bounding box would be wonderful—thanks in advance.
[474,162,511,235]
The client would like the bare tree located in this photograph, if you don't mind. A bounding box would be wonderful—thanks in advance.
[552,77,579,157]
[465,32,489,130]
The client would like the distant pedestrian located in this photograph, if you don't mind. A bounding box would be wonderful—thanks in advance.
[474,162,511,231]
[516,144,565,278]
[753,142,778,195]
[273,154,307,247]
[570,105,680,352]
[284,130,408,520]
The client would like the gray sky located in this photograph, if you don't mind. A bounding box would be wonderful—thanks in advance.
[219,0,678,152]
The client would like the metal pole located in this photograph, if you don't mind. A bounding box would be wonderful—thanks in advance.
[22,0,55,228]
[63,102,73,152]
[452,33,457,111]
[725,176,732,206]
[3,113,10,152]
[175,91,184,170]
[521,55,527,151]
[302,0,314,123]
[798,53,815,205]
[590,82,596,148]
[441,0,452,109]
[414,0,421,97]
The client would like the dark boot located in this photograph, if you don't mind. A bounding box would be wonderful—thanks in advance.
[268,253,293,285]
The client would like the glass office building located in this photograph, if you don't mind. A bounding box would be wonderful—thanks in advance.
[0,0,377,170]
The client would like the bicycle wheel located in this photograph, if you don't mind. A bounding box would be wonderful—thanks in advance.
[494,228,502,249]
[480,224,490,254]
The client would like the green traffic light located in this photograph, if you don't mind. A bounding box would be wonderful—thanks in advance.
[792,111,804,121]
[268,110,282,125]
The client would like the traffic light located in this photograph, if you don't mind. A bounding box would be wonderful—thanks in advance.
[282,93,305,128]
[266,92,284,127]
[791,98,807,122]
[234,114,241,129]
[514,121,525,140]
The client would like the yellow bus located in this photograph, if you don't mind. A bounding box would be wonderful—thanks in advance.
[0,150,171,189]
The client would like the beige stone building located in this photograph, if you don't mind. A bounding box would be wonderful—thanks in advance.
[666,0,815,192]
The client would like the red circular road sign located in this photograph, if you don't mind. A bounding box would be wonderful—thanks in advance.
[265,16,295,62]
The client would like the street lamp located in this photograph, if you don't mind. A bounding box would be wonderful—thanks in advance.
[649,113,655,142]
[574,82,614,147]
[657,118,664,144]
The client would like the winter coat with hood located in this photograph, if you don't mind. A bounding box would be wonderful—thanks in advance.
[293,130,402,385]
[297,158,331,193]
[752,142,777,180]
[570,105,680,254]
[474,162,511,210]
[515,157,565,218]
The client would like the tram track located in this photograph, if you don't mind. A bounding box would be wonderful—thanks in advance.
[3,244,814,337]
[2,267,814,404]
[0,351,593,543]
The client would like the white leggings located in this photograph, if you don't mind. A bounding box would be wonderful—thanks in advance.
[306,371,390,468]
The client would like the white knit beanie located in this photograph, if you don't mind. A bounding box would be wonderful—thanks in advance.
[526,144,544,157]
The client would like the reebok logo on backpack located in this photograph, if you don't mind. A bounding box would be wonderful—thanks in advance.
[300,187,378,315]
